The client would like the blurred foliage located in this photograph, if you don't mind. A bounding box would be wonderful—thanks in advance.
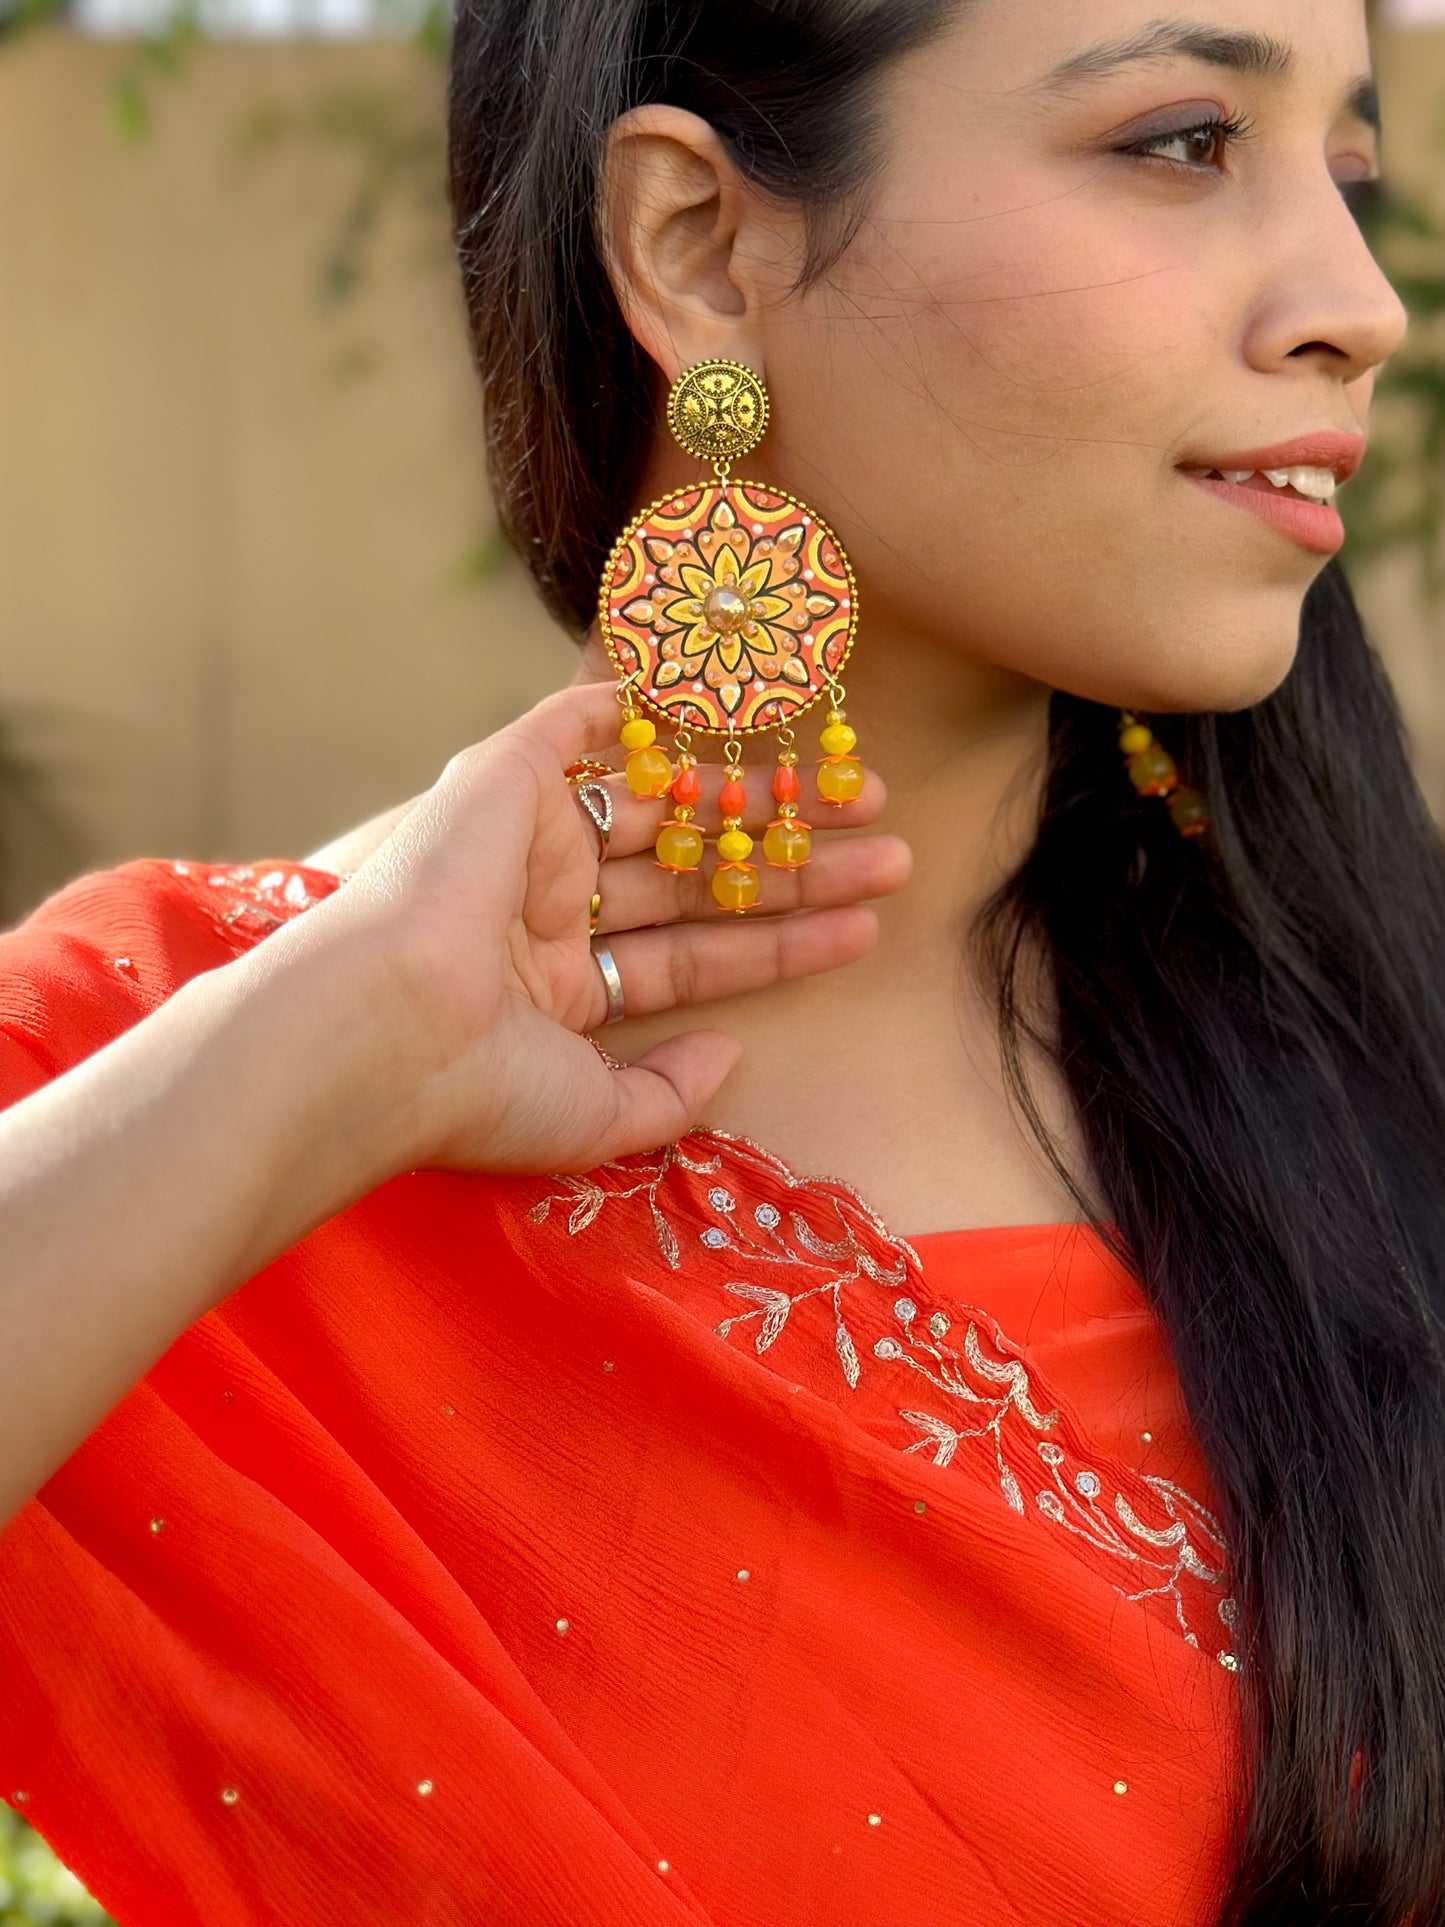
[1343,149,1445,600]
[237,76,446,303]
[0,1809,114,1925]
[0,714,85,932]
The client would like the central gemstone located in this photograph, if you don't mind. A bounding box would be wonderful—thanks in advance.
[702,585,750,634]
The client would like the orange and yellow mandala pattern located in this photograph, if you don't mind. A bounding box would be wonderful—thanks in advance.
[601,484,855,734]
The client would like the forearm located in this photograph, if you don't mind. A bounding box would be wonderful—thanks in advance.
[0,931,421,1528]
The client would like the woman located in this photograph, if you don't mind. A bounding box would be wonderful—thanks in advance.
[1,0,1439,1921]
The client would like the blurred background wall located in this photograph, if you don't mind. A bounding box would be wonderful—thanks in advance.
[0,3,1442,931]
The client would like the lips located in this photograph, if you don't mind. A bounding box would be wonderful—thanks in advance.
[1178,470,1346,556]
[1175,431,1366,486]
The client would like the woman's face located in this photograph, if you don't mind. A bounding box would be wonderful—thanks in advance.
[754,0,1407,712]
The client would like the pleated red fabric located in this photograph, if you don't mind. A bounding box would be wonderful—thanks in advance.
[0,858,1240,1926]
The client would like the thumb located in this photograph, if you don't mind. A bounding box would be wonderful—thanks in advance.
[587,1029,744,1164]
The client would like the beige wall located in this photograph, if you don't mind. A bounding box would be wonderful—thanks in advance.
[0,33,576,921]
[0,27,1442,924]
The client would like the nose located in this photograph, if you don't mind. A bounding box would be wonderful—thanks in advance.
[1243,168,1410,387]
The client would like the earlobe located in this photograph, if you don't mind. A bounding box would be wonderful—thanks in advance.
[600,104,764,382]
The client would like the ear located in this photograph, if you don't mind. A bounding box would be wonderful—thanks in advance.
[600,104,787,384]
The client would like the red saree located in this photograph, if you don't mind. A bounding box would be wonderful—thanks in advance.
[0,858,1240,1925]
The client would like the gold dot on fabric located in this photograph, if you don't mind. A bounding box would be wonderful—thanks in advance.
[1113,1780,1129,1796]
[555,1618,570,1636]
[1139,1431,1153,1444]
[656,1860,670,1875]
[416,1780,434,1797]
[866,1813,882,1828]
[149,1518,166,1535]
[12,1791,29,1805]
[913,1500,927,1514]
[736,1569,750,1583]
[601,1361,616,1373]
[221,1788,240,1806]
[222,1390,235,1404]
[440,1405,456,1417]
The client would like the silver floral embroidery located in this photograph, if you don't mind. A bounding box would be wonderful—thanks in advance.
[527,1141,724,1270]
[885,1304,1060,1513]
[1026,1436,1228,1648]
[528,1126,1235,1663]
[193,862,332,938]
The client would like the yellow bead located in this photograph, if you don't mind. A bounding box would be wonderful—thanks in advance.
[716,826,754,863]
[819,721,857,757]
[1119,723,1153,755]
[620,716,656,751]
[816,756,864,804]
[1167,786,1209,836]
[711,864,760,912]
[1126,746,1177,797]
[625,746,673,797]
[763,820,812,868]
[655,821,705,871]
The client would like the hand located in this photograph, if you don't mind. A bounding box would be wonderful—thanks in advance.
[284,680,910,1177]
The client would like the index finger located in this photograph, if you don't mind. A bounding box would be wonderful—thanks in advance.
[509,679,631,770]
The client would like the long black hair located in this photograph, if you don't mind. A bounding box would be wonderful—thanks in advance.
[446,3,1445,1918]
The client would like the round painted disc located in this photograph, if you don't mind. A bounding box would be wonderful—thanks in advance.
[600,482,856,735]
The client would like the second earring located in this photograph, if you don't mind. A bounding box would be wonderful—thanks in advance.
[598,358,863,913]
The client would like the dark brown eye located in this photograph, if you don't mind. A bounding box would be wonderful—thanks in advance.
[1119,112,1254,172]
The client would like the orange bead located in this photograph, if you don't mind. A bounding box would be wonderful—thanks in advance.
[763,819,812,869]
[626,746,674,797]
[670,765,701,808]
[1126,746,1178,797]
[655,821,705,871]
[711,863,760,913]
[719,777,748,819]
[773,764,801,805]
[816,756,864,805]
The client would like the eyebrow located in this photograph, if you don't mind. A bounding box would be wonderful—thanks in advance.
[1032,20,1381,136]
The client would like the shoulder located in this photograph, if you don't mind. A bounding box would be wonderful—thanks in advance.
[0,857,343,1105]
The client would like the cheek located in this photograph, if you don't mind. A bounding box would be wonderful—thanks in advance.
[774,203,1305,713]
[860,201,1203,475]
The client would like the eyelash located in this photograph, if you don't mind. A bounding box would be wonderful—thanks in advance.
[1118,110,1385,220]
[1118,110,1256,172]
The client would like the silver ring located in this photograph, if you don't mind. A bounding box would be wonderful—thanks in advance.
[574,782,613,861]
[591,943,626,1026]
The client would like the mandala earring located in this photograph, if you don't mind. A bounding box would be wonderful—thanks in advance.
[598,358,861,914]
[1118,711,1209,838]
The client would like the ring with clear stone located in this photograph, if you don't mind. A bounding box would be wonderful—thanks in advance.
[573,782,613,862]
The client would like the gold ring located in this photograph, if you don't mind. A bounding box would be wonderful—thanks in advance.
[565,759,614,787]
[589,890,602,937]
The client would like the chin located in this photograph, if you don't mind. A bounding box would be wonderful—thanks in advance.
[1079,602,1306,717]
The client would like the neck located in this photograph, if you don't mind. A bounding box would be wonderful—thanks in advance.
[572,619,1077,1231]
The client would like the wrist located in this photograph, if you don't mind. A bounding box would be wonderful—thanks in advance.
[173,925,441,1279]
